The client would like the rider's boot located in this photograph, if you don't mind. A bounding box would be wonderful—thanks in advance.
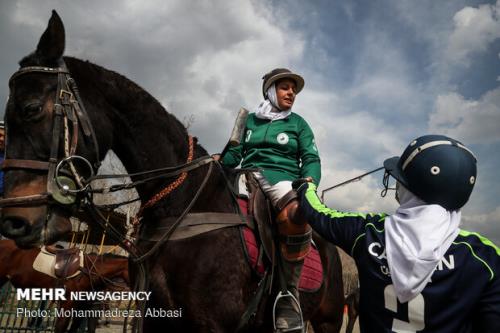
[274,195,312,333]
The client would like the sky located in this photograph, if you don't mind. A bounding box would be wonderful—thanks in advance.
[0,0,499,243]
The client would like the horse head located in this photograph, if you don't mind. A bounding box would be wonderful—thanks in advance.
[0,11,102,248]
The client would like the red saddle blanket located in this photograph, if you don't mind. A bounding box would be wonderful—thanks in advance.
[238,199,323,292]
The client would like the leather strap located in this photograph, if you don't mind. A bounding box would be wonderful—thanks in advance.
[0,193,50,208]
[0,62,101,209]
[8,66,69,87]
[139,212,252,241]
[276,190,298,212]
[1,159,50,170]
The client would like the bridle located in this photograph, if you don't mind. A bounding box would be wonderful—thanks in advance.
[0,60,221,333]
[0,61,100,209]
[0,60,216,234]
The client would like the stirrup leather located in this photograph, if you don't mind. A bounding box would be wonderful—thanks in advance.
[272,290,305,333]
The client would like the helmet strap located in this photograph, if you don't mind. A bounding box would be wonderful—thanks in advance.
[381,171,396,197]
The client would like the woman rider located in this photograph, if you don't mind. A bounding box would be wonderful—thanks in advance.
[221,68,320,333]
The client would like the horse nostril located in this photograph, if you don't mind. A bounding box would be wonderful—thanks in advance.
[0,216,31,238]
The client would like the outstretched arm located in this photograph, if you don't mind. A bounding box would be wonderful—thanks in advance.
[473,255,500,332]
[297,182,386,255]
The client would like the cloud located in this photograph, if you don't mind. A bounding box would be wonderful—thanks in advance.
[429,87,500,144]
[445,0,500,65]
[462,206,500,243]
[4,0,307,155]
[2,0,499,245]
[321,167,398,215]
[172,8,305,152]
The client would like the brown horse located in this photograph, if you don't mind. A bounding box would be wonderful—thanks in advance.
[0,11,344,332]
[0,239,129,333]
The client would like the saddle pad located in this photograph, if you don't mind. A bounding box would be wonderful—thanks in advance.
[241,226,323,292]
[33,247,83,279]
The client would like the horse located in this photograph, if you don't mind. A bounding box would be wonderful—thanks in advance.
[0,11,344,332]
[0,239,129,333]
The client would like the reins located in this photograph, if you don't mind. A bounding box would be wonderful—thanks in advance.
[2,61,228,333]
[320,166,397,201]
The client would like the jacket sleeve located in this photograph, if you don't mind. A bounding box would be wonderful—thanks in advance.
[221,144,243,168]
[297,118,321,185]
[297,182,386,255]
[472,249,500,332]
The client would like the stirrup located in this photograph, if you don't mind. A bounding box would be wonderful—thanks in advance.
[272,290,305,333]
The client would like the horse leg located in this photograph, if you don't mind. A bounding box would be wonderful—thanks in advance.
[54,301,73,333]
[65,301,88,333]
[310,239,345,333]
[67,317,84,333]
[86,311,99,333]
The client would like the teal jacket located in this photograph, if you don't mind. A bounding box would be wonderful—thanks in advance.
[222,112,321,185]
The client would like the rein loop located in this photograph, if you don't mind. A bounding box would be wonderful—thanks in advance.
[137,135,195,216]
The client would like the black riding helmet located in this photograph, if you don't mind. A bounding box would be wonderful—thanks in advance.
[262,68,304,98]
[384,134,477,210]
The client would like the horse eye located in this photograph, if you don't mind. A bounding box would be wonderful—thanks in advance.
[23,102,43,118]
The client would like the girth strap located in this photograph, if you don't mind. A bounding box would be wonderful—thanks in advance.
[139,212,252,241]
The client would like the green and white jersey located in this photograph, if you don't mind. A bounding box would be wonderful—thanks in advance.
[222,112,321,185]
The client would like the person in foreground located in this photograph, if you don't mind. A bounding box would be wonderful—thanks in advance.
[221,68,321,332]
[295,134,500,332]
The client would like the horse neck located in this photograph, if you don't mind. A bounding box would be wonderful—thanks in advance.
[66,58,234,215]
[88,255,127,281]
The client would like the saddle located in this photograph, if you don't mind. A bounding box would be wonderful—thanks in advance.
[245,172,275,263]
[51,247,82,279]
[33,246,84,279]
[235,172,324,331]
[239,171,323,292]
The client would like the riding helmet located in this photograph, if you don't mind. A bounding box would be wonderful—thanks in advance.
[384,134,477,210]
[262,68,304,98]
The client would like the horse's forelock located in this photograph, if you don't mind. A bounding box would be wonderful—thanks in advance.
[18,52,61,69]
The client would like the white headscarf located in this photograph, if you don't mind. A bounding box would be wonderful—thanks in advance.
[385,184,461,303]
[254,84,292,121]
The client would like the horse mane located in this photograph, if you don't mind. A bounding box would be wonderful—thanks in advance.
[18,51,208,161]
[65,56,204,154]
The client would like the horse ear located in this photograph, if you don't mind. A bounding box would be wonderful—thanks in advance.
[36,10,65,62]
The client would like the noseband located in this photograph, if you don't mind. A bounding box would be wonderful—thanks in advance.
[0,62,100,208]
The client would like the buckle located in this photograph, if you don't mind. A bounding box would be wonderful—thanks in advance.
[59,89,74,101]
